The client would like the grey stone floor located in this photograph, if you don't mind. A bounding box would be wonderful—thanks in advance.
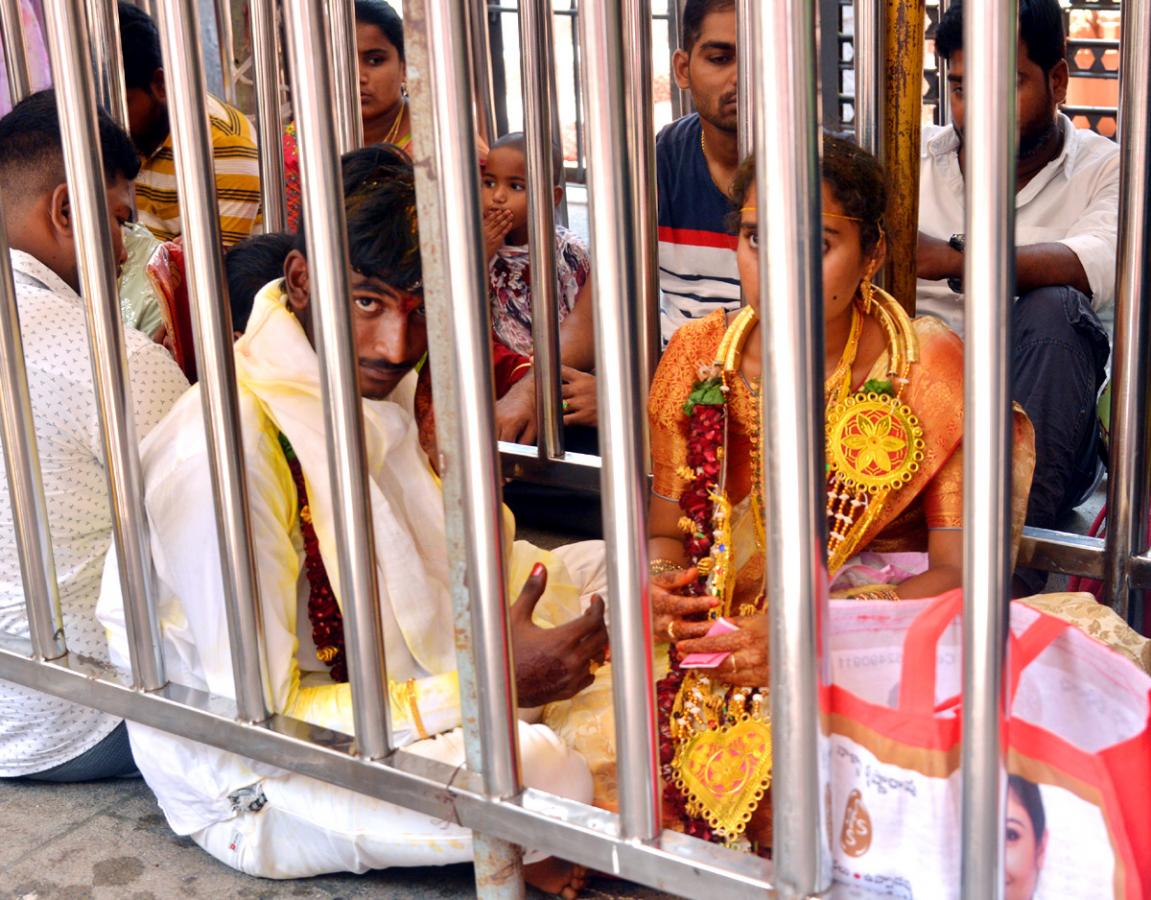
[0,778,671,899]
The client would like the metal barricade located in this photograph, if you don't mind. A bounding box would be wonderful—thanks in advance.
[0,0,1145,898]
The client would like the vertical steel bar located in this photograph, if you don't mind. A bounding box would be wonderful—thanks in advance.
[213,0,237,104]
[960,0,1016,894]
[326,0,362,153]
[749,1,830,896]
[405,0,525,891]
[853,0,883,158]
[156,0,269,724]
[283,0,391,758]
[87,0,131,129]
[42,0,165,690]
[251,0,286,232]
[467,0,498,149]
[623,0,661,410]
[0,205,65,661]
[518,0,563,460]
[576,0,660,843]
[736,0,753,157]
[1103,0,1151,630]
[0,0,30,106]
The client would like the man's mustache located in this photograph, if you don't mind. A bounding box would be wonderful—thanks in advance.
[358,359,412,374]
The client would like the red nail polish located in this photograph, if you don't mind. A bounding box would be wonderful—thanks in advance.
[531,563,546,578]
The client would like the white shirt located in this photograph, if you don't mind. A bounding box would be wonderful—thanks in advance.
[0,250,188,776]
[916,114,1120,334]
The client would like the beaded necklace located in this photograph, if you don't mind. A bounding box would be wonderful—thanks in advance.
[278,433,348,683]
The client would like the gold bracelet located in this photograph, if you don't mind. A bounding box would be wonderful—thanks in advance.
[649,558,685,576]
[509,361,532,376]
[845,585,900,601]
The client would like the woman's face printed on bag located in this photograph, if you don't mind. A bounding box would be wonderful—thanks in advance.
[1005,785,1048,900]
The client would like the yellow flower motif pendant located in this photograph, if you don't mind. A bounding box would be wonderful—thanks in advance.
[826,391,925,493]
[673,717,773,840]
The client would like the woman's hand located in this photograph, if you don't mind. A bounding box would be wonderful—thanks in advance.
[651,567,717,644]
[675,614,769,687]
[561,365,598,427]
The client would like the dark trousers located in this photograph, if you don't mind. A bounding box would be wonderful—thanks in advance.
[18,721,138,783]
[1012,285,1110,592]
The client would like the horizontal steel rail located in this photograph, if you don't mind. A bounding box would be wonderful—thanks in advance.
[0,635,773,897]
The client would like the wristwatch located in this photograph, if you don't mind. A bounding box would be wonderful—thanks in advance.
[947,233,965,294]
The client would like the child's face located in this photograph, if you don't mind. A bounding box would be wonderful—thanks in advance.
[481,146,530,236]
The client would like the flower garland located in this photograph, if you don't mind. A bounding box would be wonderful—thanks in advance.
[279,433,348,683]
[655,362,727,844]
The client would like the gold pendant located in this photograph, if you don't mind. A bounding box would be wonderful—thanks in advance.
[826,391,925,494]
[672,717,773,840]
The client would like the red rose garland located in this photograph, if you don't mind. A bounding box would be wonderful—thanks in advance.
[655,369,726,842]
[279,433,348,683]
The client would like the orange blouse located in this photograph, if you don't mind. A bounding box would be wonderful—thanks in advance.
[648,311,967,553]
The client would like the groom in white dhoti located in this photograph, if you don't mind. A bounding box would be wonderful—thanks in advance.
[97,146,608,885]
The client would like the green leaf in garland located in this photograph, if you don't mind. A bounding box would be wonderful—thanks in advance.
[683,378,725,416]
[862,378,894,397]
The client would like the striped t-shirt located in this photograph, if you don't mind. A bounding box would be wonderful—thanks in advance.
[656,113,740,344]
[135,95,261,248]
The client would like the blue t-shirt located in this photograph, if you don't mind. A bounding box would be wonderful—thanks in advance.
[656,113,741,343]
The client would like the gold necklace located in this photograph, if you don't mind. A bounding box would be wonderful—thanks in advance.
[382,100,407,146]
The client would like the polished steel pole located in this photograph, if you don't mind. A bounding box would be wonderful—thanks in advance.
[156,0,269,724]
[853,0,883,158]
[623,0,661,403]
[250,0,286,232]
[42,0,165,690]
[213,0,237,104]
[467,0,498,149]
[87,0,131,129]
[406,0,525,893]
[960,0,1016,895]
[749,1,830,895]
[283,0,391,758]
[326,0,362,152]
[518,0,564,460]
[577,0,660,843]
[1103,0,1151,630]
[0,204,65,661]
[0,0,30,106]
[735,0,753,157]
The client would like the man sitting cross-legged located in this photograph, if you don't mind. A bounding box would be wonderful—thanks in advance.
[97,146,607,891]
[0,91,189,783]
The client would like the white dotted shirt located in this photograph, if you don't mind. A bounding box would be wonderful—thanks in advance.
[0,250,189,776]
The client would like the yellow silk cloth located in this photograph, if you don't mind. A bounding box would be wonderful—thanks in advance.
[233,282,584,740]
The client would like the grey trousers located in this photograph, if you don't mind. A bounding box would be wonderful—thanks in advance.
[1012,285,1110,592]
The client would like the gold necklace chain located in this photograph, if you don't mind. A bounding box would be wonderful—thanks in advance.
[382,99,407,146]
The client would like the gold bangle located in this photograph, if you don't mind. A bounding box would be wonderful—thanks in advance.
[845,585,900,601]
[509,361,532,376]
[649,558,685,577]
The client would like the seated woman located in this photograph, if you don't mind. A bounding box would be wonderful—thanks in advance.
[645,135,978,849]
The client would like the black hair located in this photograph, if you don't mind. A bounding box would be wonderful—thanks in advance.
[681,0,736,53]
[355,0,404,61]
[0,89,141,200]
[117,1,164,91]
[295,144,421,292]
[488,131,566,188]
[729,135,888,255]
[936,0,1067,74]
[224,232,295,332]
[1008,775,1047,842]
